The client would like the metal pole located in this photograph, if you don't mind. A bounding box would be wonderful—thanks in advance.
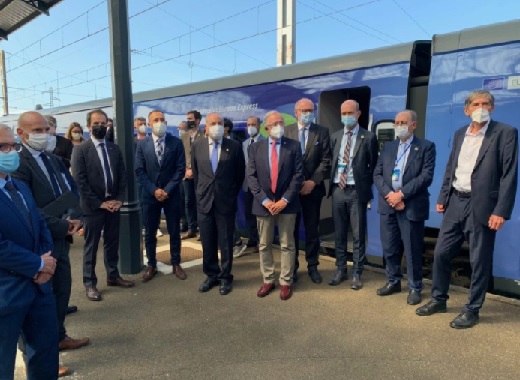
[276,0,296,66]
[0,50,8,116]
[107,0,142,273]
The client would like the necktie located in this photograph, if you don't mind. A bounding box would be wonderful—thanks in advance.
[211,141,219,174]
[4,181,31,227]
[99,143,114,195]
[156,138,164,164]
[39,152,61,196]
[271,142,278,193]
[339,131,353,190]
[299,128,306,154]
[250,138,254,146]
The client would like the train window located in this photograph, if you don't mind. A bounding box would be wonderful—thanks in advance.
[374,120,395,152]
[317,86,371,136]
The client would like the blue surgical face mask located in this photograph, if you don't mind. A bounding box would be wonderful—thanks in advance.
[341,116,357,128]
[300,113,314,125]
[0,150,20,174]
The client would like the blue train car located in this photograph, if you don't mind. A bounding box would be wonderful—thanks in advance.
[2,20,518,297]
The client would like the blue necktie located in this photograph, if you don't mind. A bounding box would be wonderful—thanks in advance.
[99,143,114,195]
[156,138,164,164]
[299,128,306,154]
[211,141,219,174]
[4,181,31,227]
[40,153,61,196]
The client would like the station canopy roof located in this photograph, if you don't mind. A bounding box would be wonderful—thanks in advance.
[0,0,62,40]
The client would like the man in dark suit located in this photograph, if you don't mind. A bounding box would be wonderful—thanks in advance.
[181,110,205,240]
[285,98,331,283]
[192,112,245,295]
[248,111,304,301]
[72,109,134,302]
[328,100,378,290]
[135,110,187,283]
[416,90,518,328]
[373,110,436,305]
[0,125,59,380]
[14,111,89,356]
[46,115,74,170]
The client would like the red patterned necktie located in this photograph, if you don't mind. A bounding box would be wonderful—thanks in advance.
[339,131,353,189]
[271,142,278,193]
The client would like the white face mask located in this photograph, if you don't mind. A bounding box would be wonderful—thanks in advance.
[45,135,57,152]
[247,126,258,137]
[152,122,167,137]
[269,125,284,139]
[471,108,490,123]
[138,125,147,134]
[27,133,49,151]
[208,124,224,140]
[394,125,409,139]
[71,132,82,141]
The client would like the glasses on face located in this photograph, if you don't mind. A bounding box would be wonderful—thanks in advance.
[0,143,22,153]
[297,109,314,113]
[393,121,408,126]
[72,130,83,134]
[246,124,258,127]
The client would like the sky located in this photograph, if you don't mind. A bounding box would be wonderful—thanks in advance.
[1,0,520,114]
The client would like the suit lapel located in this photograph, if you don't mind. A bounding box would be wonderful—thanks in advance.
[474,121,497,169]
[278,137,288,173]
[88,140,105,180]
[403,137,419,174]
[0,181,34,236]
[201,138,213,177]
[216,139,230,176]
[148,136,160,166]
[352,128,365,158]
[21,147,55,195]
[304,124,318,158]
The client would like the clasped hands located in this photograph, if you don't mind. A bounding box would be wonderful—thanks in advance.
[66,217,81,236]
[264,199,288,215]
[385,191,404,210]
[34,251,56,285]
[154,189,169,202]
[100,200,123,212]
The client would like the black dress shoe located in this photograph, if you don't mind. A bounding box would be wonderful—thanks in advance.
[407,290,422,305]
[199,277,219,293]
[308,268,322,284]
[219,281,232,295]
[66,305,78,315]
[416,299,447,316]
[329,270,347,286]
[377,282,401,296]
[350,276,363,290]
[450,311,479,329]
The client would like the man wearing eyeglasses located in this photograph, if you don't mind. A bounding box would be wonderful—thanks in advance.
[0,124,59,380]
[285,98,331,284]
[373,110,435,306]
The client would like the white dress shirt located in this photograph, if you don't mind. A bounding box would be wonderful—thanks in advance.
[92,138,113,197]
[208,137,223,161]
[334,124,359,185]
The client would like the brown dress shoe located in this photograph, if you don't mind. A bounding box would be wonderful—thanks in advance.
[86,287,101,301]
[107,277,135,288]
[59,335,90,351]
[257,282,275,298]
[58,365,69,377]
[280,285,292,301]
[142,266,157,283]
[173,265,187,280]
[181,230,197,240]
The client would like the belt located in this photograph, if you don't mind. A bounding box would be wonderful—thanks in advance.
[452,188,471,198]
[334,183,356,189]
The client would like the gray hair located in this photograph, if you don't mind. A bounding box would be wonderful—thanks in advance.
[341,99,360,111]
[264,111,283,126]
[295,98,314,110]
[465,90,495,107]
[398,109,417,122]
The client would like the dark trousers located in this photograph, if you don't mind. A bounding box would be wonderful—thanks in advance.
[1,291,58,380]
[380,212,424,291]
[332,185,367,276]
[244,189,259,244]
[183,178,198,231]
[179,180,188,231]
[198,208,234,282]
[294,191,323,272]
[143,195,181,268]
[432,193,496,313]
[52,238,72,341]
[83,209,121,287]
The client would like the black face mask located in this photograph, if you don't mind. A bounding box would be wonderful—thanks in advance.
[91,125,107,139]
[187,120,196,129]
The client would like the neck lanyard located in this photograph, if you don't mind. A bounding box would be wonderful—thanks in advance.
[395,143,411,167]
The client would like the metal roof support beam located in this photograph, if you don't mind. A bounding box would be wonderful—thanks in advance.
[19,0,51,16]
[0,28,8,40]
[277,0,296,66]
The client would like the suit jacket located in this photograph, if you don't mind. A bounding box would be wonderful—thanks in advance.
[284,122,331,197]
[242,135,266,191]
[191,137,245,215]
[181,129,205,170]
[247,137,304,217]
[0,178,54,314]
[135,134,186,204]
[438,120,518,224]
[53,135,73,169]
[328,126,379,202]
[13,146,79,239]
[71,139,127,215]
[373,136,436,221]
